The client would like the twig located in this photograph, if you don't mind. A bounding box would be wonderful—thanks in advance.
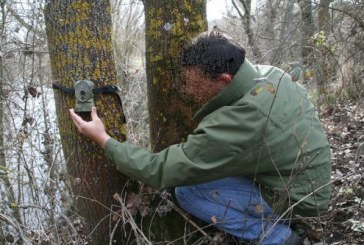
[113,193,152,245]
[17,204,80,240]
[165,199,214,242]
[109,215,122,245]
[0,212,31,243]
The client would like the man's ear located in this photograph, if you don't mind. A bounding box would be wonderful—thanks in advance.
[219,73,233,85]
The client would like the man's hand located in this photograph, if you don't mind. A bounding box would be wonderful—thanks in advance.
[69,107,110,149]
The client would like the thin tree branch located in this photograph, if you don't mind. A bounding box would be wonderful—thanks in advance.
[5,3,45,38]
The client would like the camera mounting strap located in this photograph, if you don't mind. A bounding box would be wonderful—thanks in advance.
[52,82,122,96]
[52,82,126,123]
[52,83,75,94]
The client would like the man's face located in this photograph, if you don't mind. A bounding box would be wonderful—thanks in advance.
[180,67,230,109]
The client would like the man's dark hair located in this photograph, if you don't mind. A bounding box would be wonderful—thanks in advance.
[181,31,246,79]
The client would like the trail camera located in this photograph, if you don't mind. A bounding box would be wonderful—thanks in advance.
[74,80,95,112]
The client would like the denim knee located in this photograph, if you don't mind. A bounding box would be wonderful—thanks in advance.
[175,186,191,208]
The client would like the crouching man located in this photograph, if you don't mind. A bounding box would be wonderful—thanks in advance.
[70,31,331,245]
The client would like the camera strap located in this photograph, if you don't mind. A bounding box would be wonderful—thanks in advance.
[52,83,75,94]
[52,82,126,123]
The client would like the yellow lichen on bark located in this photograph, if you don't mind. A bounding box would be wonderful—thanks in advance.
[71,1,91,20]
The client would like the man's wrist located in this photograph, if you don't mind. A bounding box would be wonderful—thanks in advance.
[97,133,111,149]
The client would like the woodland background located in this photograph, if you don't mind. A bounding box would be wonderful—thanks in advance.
[0,0,363,244]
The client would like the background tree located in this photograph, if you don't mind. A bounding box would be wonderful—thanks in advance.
[231,0,262,62]
[111,0,149,148]
[277,1,301,63]
[315,0,335,104]
[44,1,130,243]
[112,0,144,76]
[298,0,315,69]
[332,0,364,100]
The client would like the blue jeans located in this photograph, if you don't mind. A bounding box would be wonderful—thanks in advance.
[175,177,293,245]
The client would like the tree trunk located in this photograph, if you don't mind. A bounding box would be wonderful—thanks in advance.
[317,0,334,98]
[299,0,315,67]
[264,0,281,65]
[44,1,130,244]
[143,0,207,152]
[272,0,300,66]
[232,0,262,62]
[140,0,209,243]
[318,0,333,35]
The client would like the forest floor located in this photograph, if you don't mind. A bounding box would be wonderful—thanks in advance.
[318,100,364,244]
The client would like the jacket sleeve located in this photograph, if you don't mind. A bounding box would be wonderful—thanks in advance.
[104,104,269,189]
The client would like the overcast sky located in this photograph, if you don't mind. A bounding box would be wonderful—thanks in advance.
[207,0,258,21]
[207,0,227,21]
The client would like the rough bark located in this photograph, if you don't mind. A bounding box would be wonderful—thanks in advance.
[143,0,207,152]
[44,1,129,244]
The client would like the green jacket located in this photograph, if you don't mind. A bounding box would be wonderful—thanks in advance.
[105,59,331,217]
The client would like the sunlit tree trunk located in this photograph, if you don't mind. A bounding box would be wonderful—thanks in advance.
[142,0,207,152]
[44,1,130,243]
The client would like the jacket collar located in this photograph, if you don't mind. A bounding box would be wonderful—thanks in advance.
[194,59,261,121]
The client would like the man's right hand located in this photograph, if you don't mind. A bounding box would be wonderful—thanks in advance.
[69,107,111,149]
